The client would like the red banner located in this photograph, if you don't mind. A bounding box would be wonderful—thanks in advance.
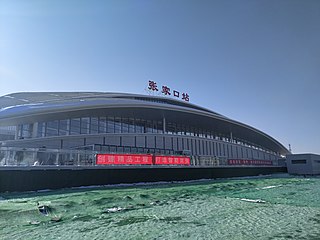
[96,154,153,165]
[228,159,272,166]
[155,155,190,165]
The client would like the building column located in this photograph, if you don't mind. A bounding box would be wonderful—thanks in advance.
[32,122,38,138]
[15,125,20,140]
[163,116,166,134]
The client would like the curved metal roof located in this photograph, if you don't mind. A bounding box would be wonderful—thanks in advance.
[0,92,222,115]
[0,92,289,155]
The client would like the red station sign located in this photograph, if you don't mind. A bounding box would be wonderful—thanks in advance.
[155,155,190,165]
[96,154,153,165]
[96,154,191,165]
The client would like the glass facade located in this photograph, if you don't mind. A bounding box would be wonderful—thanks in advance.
[0,126,16,141]
[14,115,274,155]
[19,116,220,140]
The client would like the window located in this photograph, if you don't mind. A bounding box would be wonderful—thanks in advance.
[166,122,176,134]
[59,119,69,136]
[81,117,90,134]
[121,118,129,133]
[114,117,121,133]
[107,117,115,133]
[135,118,144,133]
[177,124,183,135]
[90,117,99,134]
[146,120,153,133]
[157,121,163,134]
[0,126,16,140]
[46,121,58,136]
[129,118,135,133]
[99,117,107,133]
[37,122,46,137]
[70,118,81,135]
[291,159,307,164]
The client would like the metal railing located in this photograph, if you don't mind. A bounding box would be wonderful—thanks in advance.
[0,147,97,167]
[0,147,279,167]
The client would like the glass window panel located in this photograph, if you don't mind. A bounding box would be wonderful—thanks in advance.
[117,146,124,153]
[157,121,163,134]
[0,126,16,141]
[90,117,99,134]
[107,117,115,133]
[70,118,81,135]
[46,121,58,136]
[182,124,186,135]
[114,117,121,133]
[122,118,129,133]
[124,147,130,153]
[152,120,157,133]
[21,124,33,138]
[146,120,153,133]
[81,117,90,134]
[99,117,107,133]
[37,122,46,137]
[129,118,135,133]
[166,122,174,134]
[101,145,109,152]
[176,124,182,135]
[135,119,144,133]
[59,119,69,136]
[17,124,23,138]
[190,127,195,136]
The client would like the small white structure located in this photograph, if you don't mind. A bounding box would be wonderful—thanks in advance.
[286,153,320,175]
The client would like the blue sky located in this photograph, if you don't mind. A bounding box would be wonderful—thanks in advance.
[0,0,319,154]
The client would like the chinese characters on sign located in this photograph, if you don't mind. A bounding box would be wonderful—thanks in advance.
[148,80,190,102]
[96,154,191,165]
[96,154,153,165]
[227,159,273,166]
[182,93,189,102]
[161,85,171,95]
[154,156,190,165]
[148,80,158,91]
